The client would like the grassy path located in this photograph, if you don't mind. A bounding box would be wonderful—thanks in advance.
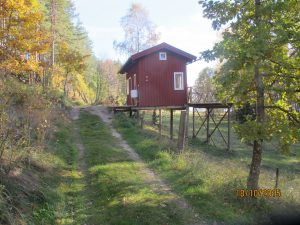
[68,108,204,225]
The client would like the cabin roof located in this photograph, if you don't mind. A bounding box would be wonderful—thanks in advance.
[119,42,197,74]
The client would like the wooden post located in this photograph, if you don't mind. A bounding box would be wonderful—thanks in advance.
[159,109,162,136]
[152,109,156,125]
[275,168,279,188]
[129,109,133,117]
[170,109,173,140]
[227,107,231,151]
[141,111,145,129]
[206,108,210,144]
[185,106,189,144]
[192,107,195,138]
[177,111,186,151]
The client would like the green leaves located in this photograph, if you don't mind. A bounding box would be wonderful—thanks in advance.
[199,0,300,152]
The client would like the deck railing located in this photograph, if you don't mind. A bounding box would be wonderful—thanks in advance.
[187,87,217,104]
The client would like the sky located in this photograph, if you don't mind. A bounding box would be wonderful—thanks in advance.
[72,0,220,86]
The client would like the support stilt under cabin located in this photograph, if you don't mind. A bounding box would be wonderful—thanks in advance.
[109,103,233,151]
[188,103,233,151]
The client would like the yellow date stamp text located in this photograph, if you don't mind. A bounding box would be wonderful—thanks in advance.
[236,189,281,198]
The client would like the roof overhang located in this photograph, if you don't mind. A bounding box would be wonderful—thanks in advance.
[119,42,197,74]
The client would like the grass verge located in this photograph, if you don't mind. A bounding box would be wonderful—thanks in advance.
[0,113,87,224]
[113,112,300,225]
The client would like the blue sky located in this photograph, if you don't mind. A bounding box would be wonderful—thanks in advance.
[73,0,220,85]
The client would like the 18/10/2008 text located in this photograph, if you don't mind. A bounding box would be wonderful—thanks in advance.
[236,189,281,198]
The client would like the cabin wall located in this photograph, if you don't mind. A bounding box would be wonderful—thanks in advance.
[126,63,139,106]
[137,50,187,107]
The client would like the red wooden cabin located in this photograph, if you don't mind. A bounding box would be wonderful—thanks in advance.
[119,42,196,107]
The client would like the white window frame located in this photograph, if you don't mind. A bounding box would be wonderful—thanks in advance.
[159,52,167,60]
[174,72,184,90]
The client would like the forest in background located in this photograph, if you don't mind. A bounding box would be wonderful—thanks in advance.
[1,0,126,106]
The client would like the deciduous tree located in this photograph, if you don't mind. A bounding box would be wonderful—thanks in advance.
[114,3,160,56]
[0,0,49,77]
[56,42,86,98]
[199,0,300,190]
[95,60,125,105]
[194,67,215,102]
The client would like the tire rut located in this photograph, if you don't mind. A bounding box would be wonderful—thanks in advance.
[86,106,206,225]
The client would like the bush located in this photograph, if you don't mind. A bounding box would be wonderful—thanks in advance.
[0,79,56,174]
[235,103,256,124]
[0,78,64,224]
[114,113,137,128]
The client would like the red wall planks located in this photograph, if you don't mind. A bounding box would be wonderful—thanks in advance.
[124,45,194,107]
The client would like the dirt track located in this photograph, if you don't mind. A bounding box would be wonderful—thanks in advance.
[70,106,206,225]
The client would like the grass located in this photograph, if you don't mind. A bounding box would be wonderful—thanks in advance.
[114,112,300,224]
[49,118,88,225]
[76,110,197,225]
[0,115,86,224]
[5,107,297,224]
[24,116,88,225]
[143,109,300,174]
[1,109,200,224]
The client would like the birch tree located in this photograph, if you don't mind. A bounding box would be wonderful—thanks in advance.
[114,3,160,56]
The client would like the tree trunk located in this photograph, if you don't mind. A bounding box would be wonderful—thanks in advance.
[78,90,88,104]
[247,0,265,190]
[95,74,102,104]
[50,0,56,67]
[247,64,265,190]
[63,73,69,97]
[45,0,56,88]
[247,140,263,189]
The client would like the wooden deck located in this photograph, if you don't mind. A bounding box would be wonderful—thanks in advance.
[188,103,233,109]
[109,103,233,112]
[108,106,132,113]
[109,105,186,113]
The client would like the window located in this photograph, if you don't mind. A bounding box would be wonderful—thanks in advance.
[174,72,184,90]
[159,52,167,60]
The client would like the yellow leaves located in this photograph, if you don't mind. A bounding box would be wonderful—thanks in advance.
[0,55,42,74]
[23,58,41,72]
[50,65,65,88]
[0,0,49,76]
[5,0,40,18]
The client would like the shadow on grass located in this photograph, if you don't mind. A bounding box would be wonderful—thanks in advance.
[50,121,90,224]
[85,161,187,225]
[113,113,300,225]
[76,111,194,225]
[189,137,237,158]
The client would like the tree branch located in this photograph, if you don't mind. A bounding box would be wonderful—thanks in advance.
[265,105,300,124]
[268,58,300,70]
